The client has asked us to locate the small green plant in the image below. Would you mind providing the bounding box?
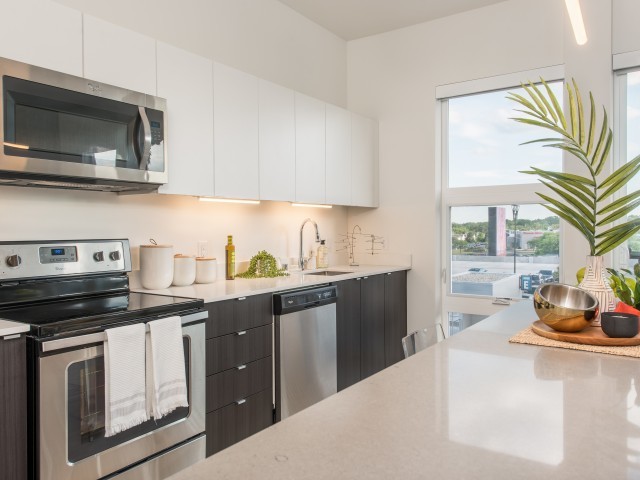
[606,267,640,309]
[236,250,288,279]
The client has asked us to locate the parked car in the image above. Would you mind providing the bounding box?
[538,269,555,283]
[519,273,541,294]
[468,267,488,273]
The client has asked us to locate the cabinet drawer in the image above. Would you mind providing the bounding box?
[206,324,272,375]
[206,388,273,456]
[206,356,272,412]
[206,294,273,338]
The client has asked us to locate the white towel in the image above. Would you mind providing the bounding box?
[104,323,149,437]
[146,316,189,419]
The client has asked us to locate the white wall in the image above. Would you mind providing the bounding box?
[346,0,565,331]
[55,0,347,107]
[0,186,348,270]
[0,0,349,271]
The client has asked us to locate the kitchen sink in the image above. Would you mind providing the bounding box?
[304,270,353,276]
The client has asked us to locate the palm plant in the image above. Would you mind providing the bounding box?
[508,79,640,256]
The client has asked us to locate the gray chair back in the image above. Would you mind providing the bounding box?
[402,324,445,358]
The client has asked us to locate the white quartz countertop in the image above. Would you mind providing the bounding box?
[131,264,410,303]
[169,301,640,479]
[0,319,30,337]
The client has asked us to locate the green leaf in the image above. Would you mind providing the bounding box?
[537,192,594,236]
[540,180,595,223]
[596,225,640,256]
[591,108,610,175]
[543,204,595,253]
[535,173,594,209]
[519,137,564,145]
[598,161,640,201]
[596,197,640,226]
[567,82,578,140]
[598,189,640,215]
[511,118,571,138]
[523,81,548,117]
[506,92,540,116]
[599,154,640,190]
[593,129,612,177]
[595,218,640,239]
[545,143,592,171]
[573,79,585,146]
[586,92,596,157]
[542,78,566,130]
[532,82,558,123]
[526,166,596,188]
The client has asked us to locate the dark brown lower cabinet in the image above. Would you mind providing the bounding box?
[206,389,273,456]
[336,270,408,391]
[384,271,408,367]
[360,275,386,379]
[205,293,274,457]
[0,335,27,480]
[336,278,361,391]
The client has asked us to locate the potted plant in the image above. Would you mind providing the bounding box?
[508,79,640,319]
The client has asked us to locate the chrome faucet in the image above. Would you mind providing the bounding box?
[299,218,320,270]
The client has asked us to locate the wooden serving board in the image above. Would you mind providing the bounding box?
[532,320,640,346]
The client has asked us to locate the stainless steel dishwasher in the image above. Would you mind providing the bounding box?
[274,285,338,421]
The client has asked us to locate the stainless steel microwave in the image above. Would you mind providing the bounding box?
[0,57,167,193]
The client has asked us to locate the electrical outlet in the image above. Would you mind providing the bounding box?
[197,240,208,257]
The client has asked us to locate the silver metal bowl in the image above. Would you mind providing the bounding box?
[533,283,599,332]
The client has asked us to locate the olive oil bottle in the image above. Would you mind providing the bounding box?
[225,235,235,280]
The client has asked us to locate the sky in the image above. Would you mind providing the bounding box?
[448,81,564,189]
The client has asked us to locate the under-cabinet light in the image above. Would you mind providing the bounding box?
[291,203,332,209]
[565,0,588,46]
[3,142,29,150]
[199,197,260,205]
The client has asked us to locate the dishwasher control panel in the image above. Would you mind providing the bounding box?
[274,285,338,315]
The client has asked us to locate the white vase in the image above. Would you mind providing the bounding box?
[578,255,616,326]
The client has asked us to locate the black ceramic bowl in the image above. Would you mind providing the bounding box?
[600,312,640,338]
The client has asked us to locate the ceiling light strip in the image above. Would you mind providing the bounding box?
[291,203,332,209]
[565,0,588,46]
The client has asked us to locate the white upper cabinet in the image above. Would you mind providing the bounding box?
[351,113,379,207]
[259,80,295,201]
[325,104,351,206]
[83,15,156,95]
[213,63,260,200]
[157,42,214,197]
[295,93,326,204]
[0,0,82,76]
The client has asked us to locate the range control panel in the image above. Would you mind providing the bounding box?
[0,239,131,281]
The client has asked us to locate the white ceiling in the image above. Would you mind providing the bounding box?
[277,0,509,41]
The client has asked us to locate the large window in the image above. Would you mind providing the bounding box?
[615,68,640,268]
[439,71,564,334]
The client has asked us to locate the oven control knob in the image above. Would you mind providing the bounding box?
[6,254,21,268]
[93,251,105,262]
[109,251,121,261]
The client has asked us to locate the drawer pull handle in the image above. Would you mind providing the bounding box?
[236,364,247,370]
[237,297,247,301]
[356,277,362,281]
[236,399,247,405]
[236,330,247,336]
[387,272,392,275]
[363,276,369,279]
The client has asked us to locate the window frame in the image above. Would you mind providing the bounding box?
[437,66,565,325]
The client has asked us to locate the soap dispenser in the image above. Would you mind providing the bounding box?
[317,240,329,268]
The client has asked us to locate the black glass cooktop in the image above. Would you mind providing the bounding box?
[0,292,203,337]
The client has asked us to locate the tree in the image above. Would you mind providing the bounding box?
[528,232,559,255]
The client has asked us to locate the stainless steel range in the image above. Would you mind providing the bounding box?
[0,239,206,480]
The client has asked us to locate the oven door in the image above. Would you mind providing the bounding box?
[37,316,205,480]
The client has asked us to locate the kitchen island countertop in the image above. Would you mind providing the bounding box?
[0,319,31,337]
[131,264,409,303]
[169,301,640,479]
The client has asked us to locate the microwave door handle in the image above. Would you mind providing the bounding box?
[137,106,152,170]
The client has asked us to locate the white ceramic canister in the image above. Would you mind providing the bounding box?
[173,254,197,286]
[196,257,217,284]
[140,244,174,290]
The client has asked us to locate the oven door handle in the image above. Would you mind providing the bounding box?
[41,310,207,353]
